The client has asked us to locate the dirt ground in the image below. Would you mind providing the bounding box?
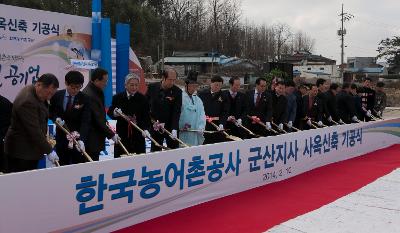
[383,108,400,118]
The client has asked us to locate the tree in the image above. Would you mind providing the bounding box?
[293,31,315,53]
[265,68,289,87]
[169,0,191,40]
[189,0,207,45]
[220,0,241,55]
[377,36,400,68]
[273,23,292,61]
[208,0,225,51]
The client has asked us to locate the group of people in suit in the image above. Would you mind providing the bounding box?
[300,77,386,128]
[1,69,121,173]
[0,67,387,173]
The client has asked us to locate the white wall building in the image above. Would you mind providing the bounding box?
[281,51,340,81]
[293,63,339,79]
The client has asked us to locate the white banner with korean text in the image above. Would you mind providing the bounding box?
[0,4,92,101]
[0,119,399,233]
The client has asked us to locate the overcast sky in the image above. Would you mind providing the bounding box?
[241,0,400,63]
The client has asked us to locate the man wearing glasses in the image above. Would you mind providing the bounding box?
[50,71,91,165]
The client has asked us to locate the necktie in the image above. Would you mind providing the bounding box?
[256,93,261,106]
[66,95,73,111]
[231,92,236,99]
[309,96,314,110]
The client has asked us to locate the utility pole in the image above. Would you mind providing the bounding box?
[338,4,354,81]
[340,4,344,80]
[161,24,165,72]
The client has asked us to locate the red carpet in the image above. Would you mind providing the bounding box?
[116,144,400,233]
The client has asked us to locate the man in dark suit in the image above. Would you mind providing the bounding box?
[294,84,307,129]
[5,74,59,173]
[0,95,12,173]
[285,80,297,131]
[83,68,119,161]
[351,84,365,120]
[324,83,341,125]
[245,77,273,136]
[222,77,247,139]
[358,77,376,121]
[49,71,90,165]
[337,83,359,123]
[302,84,324,129]
[108,73,151,156]
[146,68,182,151]
[271,81,288,131]
[198,75,230,144]
[316,78,331,124]
[374,82,387,117]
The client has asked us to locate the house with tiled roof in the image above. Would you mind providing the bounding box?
[280,51,339,80]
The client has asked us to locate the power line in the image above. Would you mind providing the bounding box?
[352,17,400,33]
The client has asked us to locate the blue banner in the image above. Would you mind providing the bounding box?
[101,18,113,107]
[116,23,130,93]
[91,0,101,61]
